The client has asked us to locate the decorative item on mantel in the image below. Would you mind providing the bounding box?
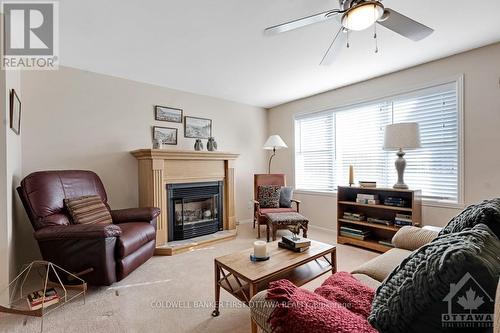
[153,138,163,149]
[194,138,204,151]
[207,137,218,151]
[383,122,421,189]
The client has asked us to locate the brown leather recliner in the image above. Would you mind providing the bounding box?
[17,170,160,286]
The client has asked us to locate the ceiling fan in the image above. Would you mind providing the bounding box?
[264,0,434,65]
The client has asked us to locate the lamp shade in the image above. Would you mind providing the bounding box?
[383,122,421,151]
[263,135,288,150]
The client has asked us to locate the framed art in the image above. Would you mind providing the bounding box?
[184,116,212,139]
[155,105,183,123]
[153,126,178,145]
[10,89,21,135]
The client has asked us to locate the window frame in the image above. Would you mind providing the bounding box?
[292,75,464,208]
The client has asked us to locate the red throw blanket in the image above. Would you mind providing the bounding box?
[267,272,377,333]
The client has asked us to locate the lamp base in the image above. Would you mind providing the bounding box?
[393,149,408,190]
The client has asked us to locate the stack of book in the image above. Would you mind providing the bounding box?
[359,181,376,188]
[27,287,59,310]
[378,240,395,248]
[340,226,370,240]
[356,193,379,205]
[384,197,408,207]
[367,217,393,226]
[278,235,311,253]
[394,213,413,227]
[342,212,365,221]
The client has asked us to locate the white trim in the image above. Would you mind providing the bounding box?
[293,75,465,204]
[294,189,338,198]
[236,219,253,225]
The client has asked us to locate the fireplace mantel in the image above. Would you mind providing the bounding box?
[131,149,239,255]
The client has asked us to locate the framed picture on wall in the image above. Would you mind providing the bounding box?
[153,126,178,145]
[184,116,212,139]
[155,105,183,123]
[10,89,21,135]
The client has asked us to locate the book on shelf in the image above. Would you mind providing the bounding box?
[27,288,60,311]
[384,197,409,207]
[394,220,413,227]
[342,212,365,221]
[356,198,380,205]
[366,217,393,226]
[359,181,376,188]
[281,235,311,249]
[340,226,370,235]
[340,231,368,240]
[356,194,379,200]
[278,241,309,253]
[378,240,395,248]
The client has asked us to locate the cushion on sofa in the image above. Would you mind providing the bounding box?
[64,195,112,225]
[391,226,439,251]
[257,185,281,208]
[369,224,500,333]
[351,248,411,282]
[439,198,500,238]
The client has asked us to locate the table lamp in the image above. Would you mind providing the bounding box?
[383,122,421,189]
[263,135,288,173]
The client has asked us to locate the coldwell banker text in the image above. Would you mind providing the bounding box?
[1,1,59,70]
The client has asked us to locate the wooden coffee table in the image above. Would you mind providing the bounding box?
[212,240,336,333]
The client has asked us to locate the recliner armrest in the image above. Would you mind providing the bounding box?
[34,224,122,241]
[110,207,160,223]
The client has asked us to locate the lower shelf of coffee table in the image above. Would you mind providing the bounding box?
[219,257,333,304]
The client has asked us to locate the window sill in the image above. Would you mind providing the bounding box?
[294,189,465,210]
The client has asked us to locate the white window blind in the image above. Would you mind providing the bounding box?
[294,81,460,202]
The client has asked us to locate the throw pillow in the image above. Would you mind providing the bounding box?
[368,224,500,333]
[257,185,281,208]
[64,195,113,225]
[279,186,293,208]
[439,198,500,238]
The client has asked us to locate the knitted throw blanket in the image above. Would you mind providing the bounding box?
[267,272,377,333]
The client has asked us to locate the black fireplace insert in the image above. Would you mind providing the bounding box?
[167,181,223,241]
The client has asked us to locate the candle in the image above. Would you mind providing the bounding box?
[349,165,354,186]
[253,240,267,258]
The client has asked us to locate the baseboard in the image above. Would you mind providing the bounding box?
[308,224,337,235]
[237,219,253,225]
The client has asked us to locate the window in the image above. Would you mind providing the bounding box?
[294,81,461,202]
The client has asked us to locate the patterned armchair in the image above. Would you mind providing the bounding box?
[253,174,300,239]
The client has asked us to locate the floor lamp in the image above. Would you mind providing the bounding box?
[263,135,288,173]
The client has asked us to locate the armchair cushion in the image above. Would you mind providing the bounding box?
[279,186,293,208]
[116,222,156,258]
[111,207,161,223]
[64,195,112,225]
[34,224,121,241]
[259,207,296,215]
[257,185,281,208]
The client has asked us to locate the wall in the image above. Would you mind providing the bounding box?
[268,42,500,230]
[20,66,267,228]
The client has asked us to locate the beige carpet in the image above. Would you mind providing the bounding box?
[0,223,378,333]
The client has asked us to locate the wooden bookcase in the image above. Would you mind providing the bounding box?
[337,186,421,253]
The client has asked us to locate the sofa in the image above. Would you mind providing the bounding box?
[250,225,500,332]
[17,170,160,285]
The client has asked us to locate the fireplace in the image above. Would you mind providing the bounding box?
[167,181,223,241]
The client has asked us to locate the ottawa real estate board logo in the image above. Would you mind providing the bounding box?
[442,272,494,329]
[1,1,59,69]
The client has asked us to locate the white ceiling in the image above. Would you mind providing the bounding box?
[60,0,500,108]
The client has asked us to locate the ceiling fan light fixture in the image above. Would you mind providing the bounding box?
[342,1,384,31]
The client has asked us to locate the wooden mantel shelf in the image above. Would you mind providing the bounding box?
[131,149,239,255]
[131,149,239,161]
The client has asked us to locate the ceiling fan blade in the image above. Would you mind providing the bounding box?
[265,10,339,35]
[320,27,346,66]
[378,8,433,41]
